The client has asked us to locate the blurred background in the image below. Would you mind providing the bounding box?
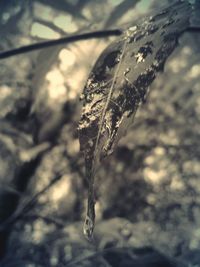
[0,0,200,266]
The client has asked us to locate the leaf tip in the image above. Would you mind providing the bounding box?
[83,215,95,241]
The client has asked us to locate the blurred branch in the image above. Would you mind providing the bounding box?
[105,0,140,28]
[0,172,65,231]
[0,144,86,232]
[79,248,180,267]
[0,5,25,37]
[24,213,65,227]
[77,0,91,10]
[64,151,85,179]
[0,29,122,60]
[34,18,67,36]
[131,144,200,153]
[35,0,87,20]
[0,185,22,197]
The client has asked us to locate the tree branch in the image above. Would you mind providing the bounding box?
[104,0,140,28]
[35,0,87,20]
[34,18,67,36]
[0,29,122,60]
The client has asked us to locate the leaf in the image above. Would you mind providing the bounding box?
[78,1,193,240]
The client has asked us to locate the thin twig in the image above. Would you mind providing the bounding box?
[0,29,122,60]
[23,213,65,227]
[66,246,133,267]
[34,18,68,36]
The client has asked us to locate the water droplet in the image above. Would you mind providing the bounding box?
[149,16,154,22]
[123,68,131,85]
[86,94,94,103]
[116,57,120,63]
[124,67,131,76]
[153,59,159,68]
[128,25,137,32]
[90,115,96,121]
[79,93,85,100]
[147,25,159,35]
[83,215,94,241]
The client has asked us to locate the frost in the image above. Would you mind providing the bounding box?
[78,0,193,239]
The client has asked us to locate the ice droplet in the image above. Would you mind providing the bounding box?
[128,25,137,32]
[83,215,94,241]
[86,93,94,103]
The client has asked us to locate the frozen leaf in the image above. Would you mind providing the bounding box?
[78,1,193,239]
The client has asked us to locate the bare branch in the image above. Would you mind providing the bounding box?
[105,0,140,28]
[0,29,122,60]
[34,18,67,36]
